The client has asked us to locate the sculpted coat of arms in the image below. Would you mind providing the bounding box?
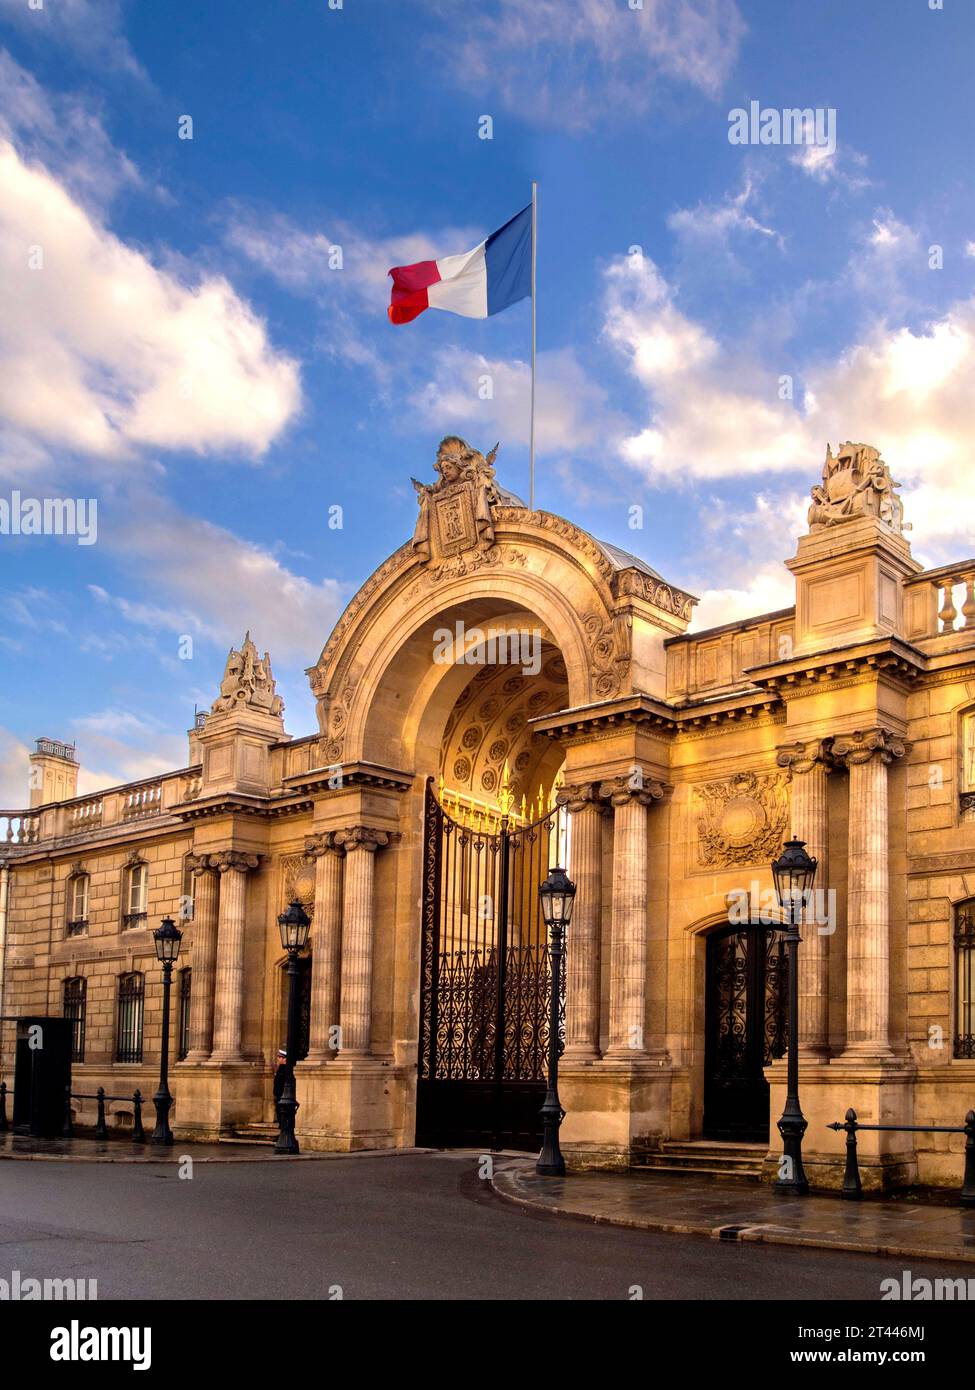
[695,770,791,869]
[807,441,908,535]
[411,435,521,568]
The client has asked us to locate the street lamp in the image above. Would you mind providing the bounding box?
[150,915,183,1145]
[770,837,818,1196]
[275,899,311,1155]
[536,865,576,1177]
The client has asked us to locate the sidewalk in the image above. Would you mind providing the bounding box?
[0,1132,431,1164]
[492,1159,975,1266]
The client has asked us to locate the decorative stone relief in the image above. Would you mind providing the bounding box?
[831,727,909,767]
[211,632,283,716]
[694,770,790,868]
[280,853,316,914]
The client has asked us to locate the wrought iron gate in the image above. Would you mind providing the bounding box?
[703,923,788,1142]
[416,778,566,1151]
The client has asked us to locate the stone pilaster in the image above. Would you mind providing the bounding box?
[210,851,260,1063]
[303,833,344,1063]
[598,774,668,1059]
[832,728,907,1061]
[334,827,391,1058]
[556,782,606,1062]
[183,853,219,1062]
[776,739,833,1061]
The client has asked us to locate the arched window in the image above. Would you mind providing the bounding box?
[177,968,192,1061]
[64,977,87,1063]
[116,972,145,1062]
[66,870,90,936]
[123,861,148,929]
[956,902,975,1059]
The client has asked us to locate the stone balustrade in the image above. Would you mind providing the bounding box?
[905,561,975,639]
[0,811,39,845]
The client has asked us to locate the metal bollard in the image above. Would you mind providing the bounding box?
[62,1086,74,1138]
[132,1090,146,1144]
[0,1080,7,1133]
[962,1109,975,1208]
[828,1108,862,1199]
[95,1087,109,1140]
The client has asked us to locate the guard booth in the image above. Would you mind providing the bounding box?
[11,1017,72,1137]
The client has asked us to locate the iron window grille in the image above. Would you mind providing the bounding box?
[64,977,87,1063]
[116,972,145,1063]
[955,904,975,1059]
[177,968,192,1061]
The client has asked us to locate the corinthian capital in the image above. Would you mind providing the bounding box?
[186,851,218,877]
[334,825,395,854]
[213,850,261,874]
[832,727,908,768]
[598,773,670,808]
[304,831,345,859]
[556,782,607,815]
[776,738,834,776]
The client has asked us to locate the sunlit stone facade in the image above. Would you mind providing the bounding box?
[2,437,974,1190]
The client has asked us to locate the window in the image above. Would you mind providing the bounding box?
[955,902,975,1059]
[963,714,975,822]
[177,968,192,1061]
[116,972,144,1062]
[66,872,89,936]
[64,977,87,1063]
[123,861,148,928]
[179,855,195,923]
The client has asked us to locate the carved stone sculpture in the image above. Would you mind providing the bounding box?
[210,631,284,716]
[410,436,523,566]
[807,442,908,535]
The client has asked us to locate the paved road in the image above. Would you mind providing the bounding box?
[1,1152,972,1300]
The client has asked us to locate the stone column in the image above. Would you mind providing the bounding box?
[832,728,907,1060]
[303,833,344,1063]
[556,783,604,1061]
[334,827,390,1058]
[210,851,260,1063]
[777,739,832,1060]
[183,853,219,1062]
[599,775,666,1059]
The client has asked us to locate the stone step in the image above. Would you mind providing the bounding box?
[218,1122,278,1147]
[630,1139,767,1181]
[217,1135,277,1147]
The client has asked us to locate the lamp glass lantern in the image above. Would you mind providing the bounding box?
[153,915,183,964]
[539,866,577,928]
[278,899,311,952]
[771,838,818,920]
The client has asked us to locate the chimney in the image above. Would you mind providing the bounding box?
[29,737,80,808]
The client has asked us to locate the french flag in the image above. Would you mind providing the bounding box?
[388,205,532,325]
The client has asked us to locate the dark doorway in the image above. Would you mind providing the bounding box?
[703,923,788,1142]
[416,779,565,1152]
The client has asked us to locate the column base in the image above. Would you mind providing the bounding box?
[561,1045,600,1065]
[558,1058,674,1170]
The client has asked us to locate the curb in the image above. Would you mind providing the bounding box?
[0,1144,436,1166]
[490,1164,975,1266]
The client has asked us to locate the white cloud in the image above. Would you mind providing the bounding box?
[412,346,620,458]
[0,726,30,805]
[0,139,301,462]
[93,490,347,665]
[603,249,975,562]
[668,177,781,251]
[427,0,745,129]
[0,0,146,82]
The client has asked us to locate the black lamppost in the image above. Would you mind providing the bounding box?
[771,838,818,1196]
[275,899,311,1155]
[536,865,576,1177]
[150,916,183,1145]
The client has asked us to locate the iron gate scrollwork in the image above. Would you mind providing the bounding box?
[417,778,567,1151]
[703,922,788,1143]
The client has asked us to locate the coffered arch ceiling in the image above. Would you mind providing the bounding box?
[438,642,569,812]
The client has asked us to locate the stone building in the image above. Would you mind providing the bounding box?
[1,434,974,1190]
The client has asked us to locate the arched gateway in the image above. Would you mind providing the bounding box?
[6,434,975,1190]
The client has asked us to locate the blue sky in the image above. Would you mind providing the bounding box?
[1,0,974,799]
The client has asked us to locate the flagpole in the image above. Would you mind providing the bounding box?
[529,180,537,511]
